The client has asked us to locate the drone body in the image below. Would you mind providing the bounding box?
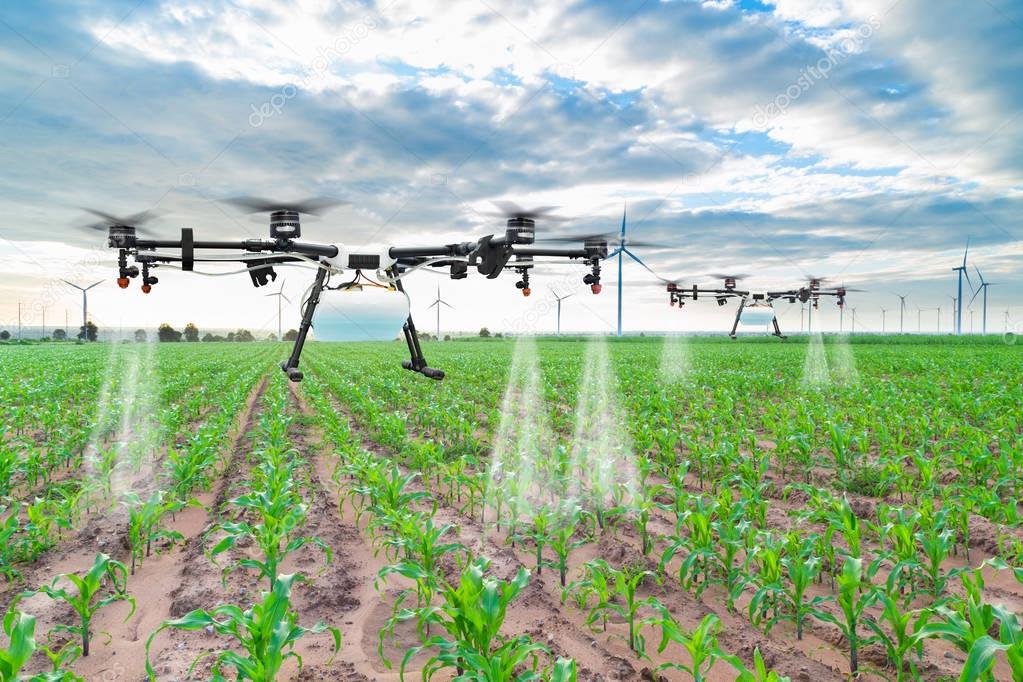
[95,199,608,382]
[665,275,855,338]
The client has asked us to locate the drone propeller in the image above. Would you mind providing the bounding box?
[223,196,350,216]
[77,208,160,235]
[538,230,671,248]
[482,201,570,222]
[708,273,750,281]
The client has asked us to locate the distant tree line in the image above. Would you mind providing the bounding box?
[154,323,296,342]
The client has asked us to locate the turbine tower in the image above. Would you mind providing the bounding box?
[427,286,453,340]
[952,240,972,334]
[895,294,907,334]
[551,289,574,336]
[880,308,888,334]
[969,266,996,335]
[264,279,290,340]
[62,280,102,341]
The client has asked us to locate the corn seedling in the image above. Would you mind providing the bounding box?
[145,573,341,681]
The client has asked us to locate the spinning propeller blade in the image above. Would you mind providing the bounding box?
[223,196,350,215]
[77,207,160,235]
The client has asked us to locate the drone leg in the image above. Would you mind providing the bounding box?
[395,277,445,380]
[280,264,328,382]
[729,299,746,339]
[772,316,787,340]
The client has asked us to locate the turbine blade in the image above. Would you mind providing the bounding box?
[85,281,103,291]
[963,238,970,267]
[442,301,454,309]
[606,247,622,259]
[620,204,627,239]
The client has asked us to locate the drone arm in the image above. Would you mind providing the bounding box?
[132,235,340,258]
[510,245,591,258]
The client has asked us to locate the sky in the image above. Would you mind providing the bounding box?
[0,0,1021,338]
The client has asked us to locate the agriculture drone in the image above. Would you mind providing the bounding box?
[87,199,608,382]
[663,274,856,338]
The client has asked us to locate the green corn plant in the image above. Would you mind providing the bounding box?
[145,573,340,682]
[122,490,192,574]
[545,503,592,588]
[918,525,956,599]
[562,559,614,632]
[0,610,83,682]
[813,556,879,675]
[515,506,554,576]
[912,568,996,678]
[863,593,931,682]
[731,648,792,682]
[387,558,532,679]
[627,484,666,556]
[209,489,332,587]
[17,553,135,657]
[957,604,1023,682]
[750,551,827,640]
[571,560,661,656]
[378,517,467,610]
[654,612,738,682]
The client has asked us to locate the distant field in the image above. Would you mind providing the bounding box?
[1,337,1021,681]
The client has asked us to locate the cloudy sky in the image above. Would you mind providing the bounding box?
[1,0,1020,337]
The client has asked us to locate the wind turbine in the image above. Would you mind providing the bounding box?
[62,280,102,341]
[952,240,973,335]
[969,266,996,335]
[1005,308,1012,333]
[851,307,857,335]
[427,286,453,340]
[894,294,907,334]
[551,289,574,336]
[605,205,663,337]
[880,308,888,334]
[264,280,290,340]
[949,296,957,333]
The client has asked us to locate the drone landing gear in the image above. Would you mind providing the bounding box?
[395,278,445,380]
[280,263,328,382]
[401,315,445,380]
[728,298,746,339]
[772,317,787,340]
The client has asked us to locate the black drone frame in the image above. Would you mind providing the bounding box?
[666,277,849,339]
[105,222,607,382]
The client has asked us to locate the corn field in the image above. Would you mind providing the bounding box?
[1,336,1021,681]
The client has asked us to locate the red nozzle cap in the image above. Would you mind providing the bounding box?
[591,284,602,295]
[117,277,130,289]
[522,287,531,297]
[141,284,152,294]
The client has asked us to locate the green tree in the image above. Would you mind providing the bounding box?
[235,329,255,342]
[183,323,199,342]
[157,324,181,342]
[0,330,9,340]
[52,329,66,340]
[134,329,147,342]
[283,329,299,341]
[479,327,491,338]
[78,322,98,342]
